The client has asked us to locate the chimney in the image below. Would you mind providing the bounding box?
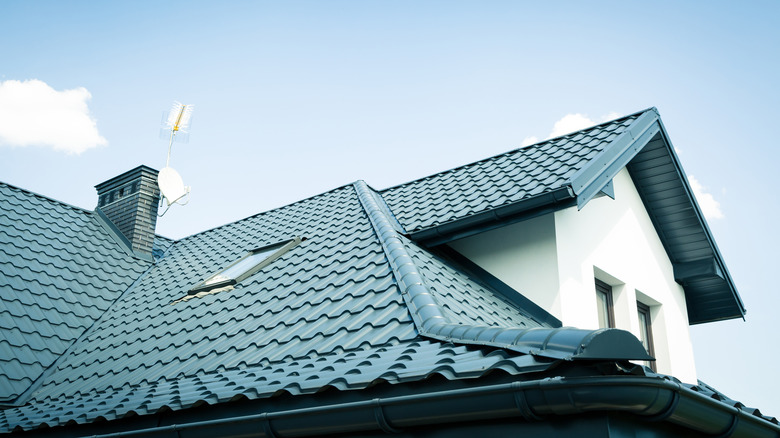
[95,165,160,259]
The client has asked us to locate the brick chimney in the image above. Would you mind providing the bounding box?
[95,165,160,259]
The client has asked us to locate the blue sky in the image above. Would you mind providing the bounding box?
[2,0,779,416]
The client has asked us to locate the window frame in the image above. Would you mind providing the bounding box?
[595,279,615,329]
[189,237,302,295]
[636,301,657,371]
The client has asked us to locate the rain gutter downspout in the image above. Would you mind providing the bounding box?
[80,377,780,438]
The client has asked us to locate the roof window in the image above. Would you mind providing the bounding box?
[175,237,302,303]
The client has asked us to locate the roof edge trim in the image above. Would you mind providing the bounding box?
[379,108,657,194]
[354,181,650,361]
[570,108,661,210]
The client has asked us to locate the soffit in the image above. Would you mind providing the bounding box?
[626,132,745,323]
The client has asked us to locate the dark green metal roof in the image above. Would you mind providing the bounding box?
[381,114,640,234]
[381,108,744,324]
[0,182,148,405]
[0,109,756,433]
[0,179,648,433]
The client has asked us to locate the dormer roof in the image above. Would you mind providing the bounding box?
[382,108,744,324]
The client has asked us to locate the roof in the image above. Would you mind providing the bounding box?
[381,113,639,234]
[0,182,148,406]
[0,181,646,433]
[0,109,768,436]
[382,108,744,324]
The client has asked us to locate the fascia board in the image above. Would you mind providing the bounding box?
[570,109,661,210]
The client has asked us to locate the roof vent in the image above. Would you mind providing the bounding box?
[95,165,160,259]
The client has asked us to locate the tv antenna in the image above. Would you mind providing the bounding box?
[158,101,193,216]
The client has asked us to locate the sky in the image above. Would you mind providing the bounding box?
[1,0,779,417]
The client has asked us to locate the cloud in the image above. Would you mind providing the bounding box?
[687,175,724,220]
[522,112,623,147]
[520,136,538,147]
[549,113,600,138]
[0,79,107,154]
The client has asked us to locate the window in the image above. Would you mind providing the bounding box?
[595,279,615,328]
[188,237,302,295]
[637,301,656,371]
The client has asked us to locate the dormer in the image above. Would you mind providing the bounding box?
[380,108,744,383]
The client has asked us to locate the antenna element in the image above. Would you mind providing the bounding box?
[158,100,194,216]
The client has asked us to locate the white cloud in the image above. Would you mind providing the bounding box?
[549,113,599,138]
[688,175,724,220]
[0,79,107,154]
[520,136,538,147]
[522,112,624,145]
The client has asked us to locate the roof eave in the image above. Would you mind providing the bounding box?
[42,376,779,438]
[629,117,746,324]
[409,186,576,247]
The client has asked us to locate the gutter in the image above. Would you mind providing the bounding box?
[76,376,780,438]
[409,186,576,247]
[405,109,660,248]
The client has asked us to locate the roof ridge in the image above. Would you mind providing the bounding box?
[532,107,656,153]
[353,180,651,361]
[0,180,94,215]
[379,107,656,194]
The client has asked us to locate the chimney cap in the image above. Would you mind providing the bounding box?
[95,165,159,193]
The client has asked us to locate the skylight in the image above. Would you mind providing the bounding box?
[187,237,302,296]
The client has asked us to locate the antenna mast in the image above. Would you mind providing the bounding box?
[157,101,194,216]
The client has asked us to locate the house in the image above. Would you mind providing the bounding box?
[0,108,777,437]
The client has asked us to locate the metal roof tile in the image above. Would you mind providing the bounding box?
[0,108,752,432]
[0,182,149,404]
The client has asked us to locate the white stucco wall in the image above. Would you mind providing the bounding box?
[447,214,561,317]
[447,168,697,382]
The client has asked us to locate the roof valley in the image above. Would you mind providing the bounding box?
[351,180,650,361]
